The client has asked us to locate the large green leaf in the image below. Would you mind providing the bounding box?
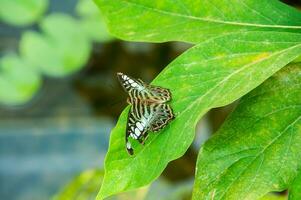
[0,0,48,26]
[97,32,301,199]
[20,13,91,77]
[289,170,301,200]
[0,54,41,105]
[93,0,301,43]
[193,63,301,199]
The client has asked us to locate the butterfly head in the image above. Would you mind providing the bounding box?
[117,72,131,83]
[116,72,125,79]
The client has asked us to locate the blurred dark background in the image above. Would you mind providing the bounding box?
[0,0,300,200]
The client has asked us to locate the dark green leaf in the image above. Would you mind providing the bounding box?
[97,32,301,199]
[193,63,301,199]
[94,0,301,43]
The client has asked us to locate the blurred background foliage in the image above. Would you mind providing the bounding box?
[0,0,48,26]
[0,54,41,105]
[0,0,300,200]
[0,0,111,106]
[53,168,286,200]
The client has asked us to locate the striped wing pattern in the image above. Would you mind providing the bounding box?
[117,72,174,155]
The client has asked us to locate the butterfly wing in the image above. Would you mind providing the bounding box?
[117,72,144,93]
[149,103,174,132]
[117,72,174,155]
[126,101,174,155]
[125,102,149,155]
[117,72,171,103]
[147,85,172,102]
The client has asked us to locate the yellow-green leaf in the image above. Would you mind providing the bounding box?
[94,0,301,43]
[193,63,301,199]
[97,32,301,199]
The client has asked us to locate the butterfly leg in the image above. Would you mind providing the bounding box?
[126,97,131,104]
[138,137,145,145]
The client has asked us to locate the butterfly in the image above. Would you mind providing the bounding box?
[117,72,174,155]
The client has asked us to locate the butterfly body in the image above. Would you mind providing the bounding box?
[117,72,174,155]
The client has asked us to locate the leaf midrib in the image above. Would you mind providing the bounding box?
[118,0,301,29]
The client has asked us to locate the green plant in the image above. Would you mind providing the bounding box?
[0,0,112,106]
[93,0,301,199]
[20,13,91,77]
[0,54,41,105]
[0,0,48,26]
[53,169,104,200]
[76,0,113,42]
[53,168,195,200]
